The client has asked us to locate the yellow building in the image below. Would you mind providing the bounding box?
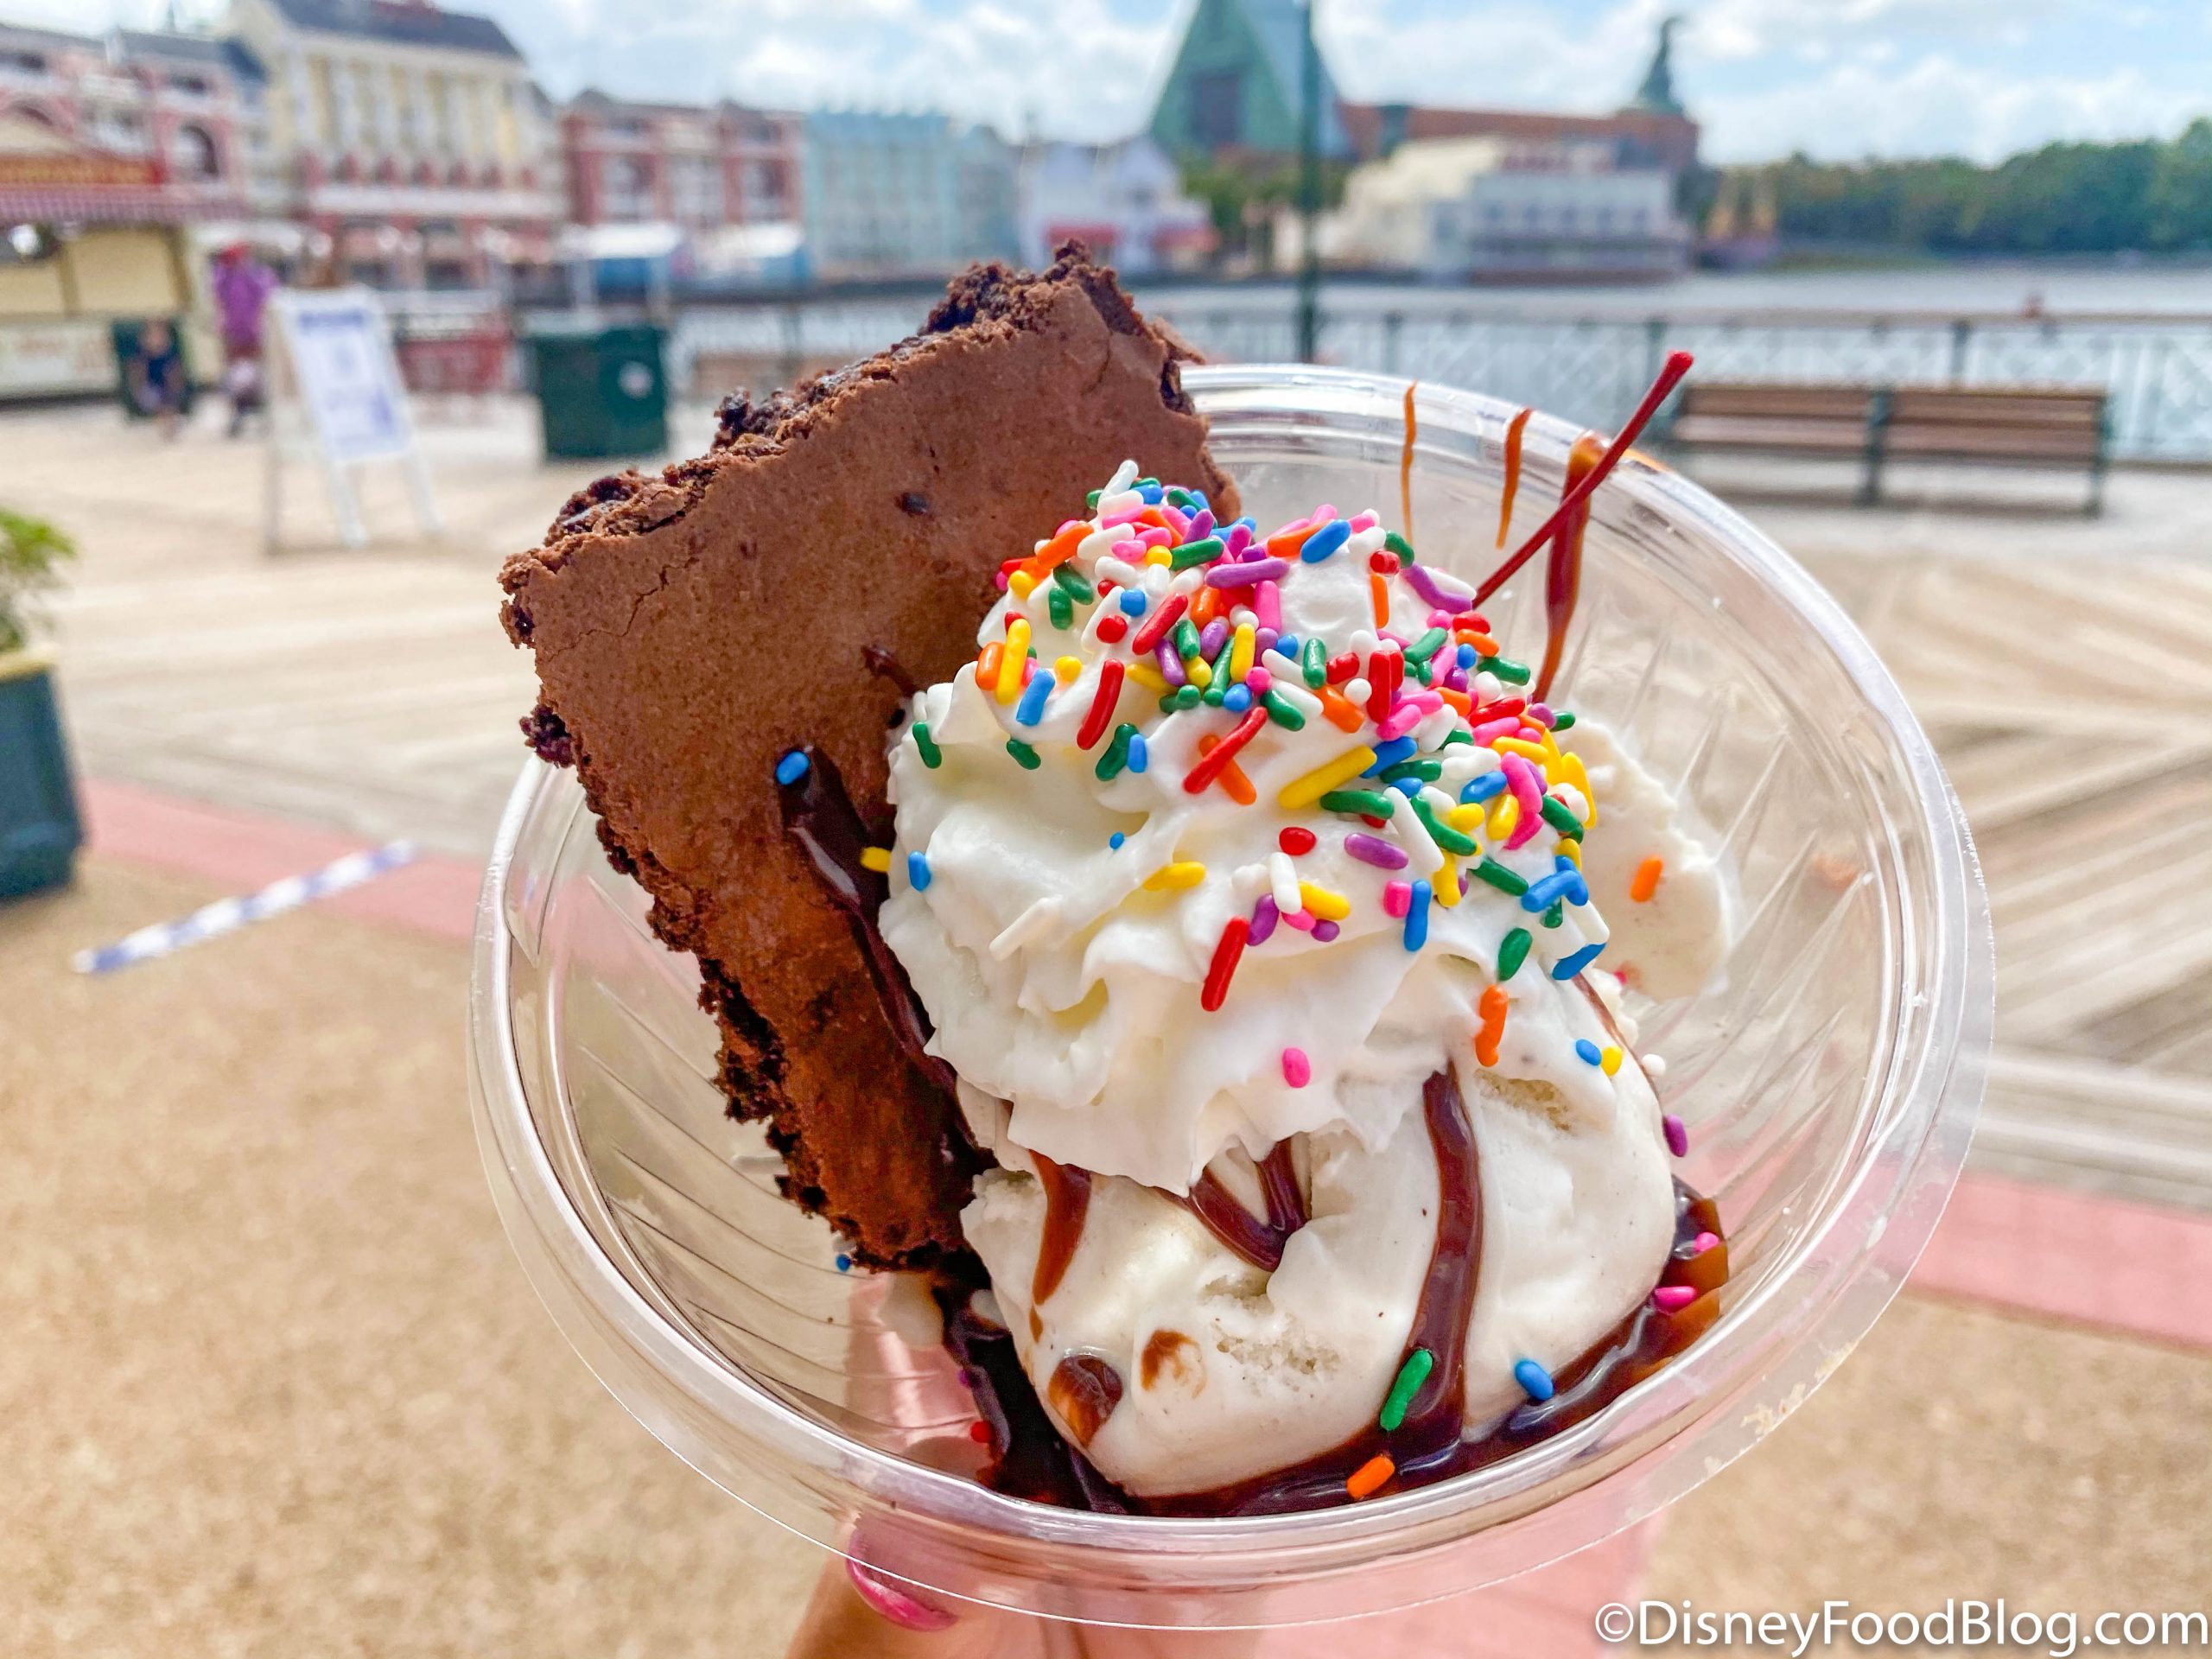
[0,111,216,398]
[223,0,562,287]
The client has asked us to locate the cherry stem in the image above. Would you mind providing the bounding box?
[1471,350,1694,607]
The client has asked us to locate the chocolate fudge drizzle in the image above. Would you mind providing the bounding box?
[1150,1066,1483,1515]
[861,644,924,699]
[1179,1142,1308,1272]
[934,1271,1128,1512]
[1029,1154,1092,1304]
[1046,1352,1125,1448]
[778,743,1313,1268]
[779,624,1727,1512]
[776,747,958,1100]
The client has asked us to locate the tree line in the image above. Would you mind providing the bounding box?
[1766,118,2212,255]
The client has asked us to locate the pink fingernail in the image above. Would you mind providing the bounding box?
[847,1558,958,1631]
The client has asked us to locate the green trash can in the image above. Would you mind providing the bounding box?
[111,316,196,422]
[526,323,668,460]
[0,652,82,900]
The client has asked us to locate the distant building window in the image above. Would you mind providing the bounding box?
[744,159,784,208]
[1188,69,1240,150]
[170,74,213,97]
[173,124,222,180]
[0,50,48,75]
[603,154,652,220]
[671,155,722,224]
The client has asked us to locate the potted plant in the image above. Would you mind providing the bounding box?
[0,506,82,899]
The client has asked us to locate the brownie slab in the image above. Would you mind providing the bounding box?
[500,246,1237,1267]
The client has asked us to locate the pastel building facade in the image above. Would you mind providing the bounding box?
[1014,137,1214,276]
[0,20,254,222]
[800,111,1016,277]
[1301,136,1689,280]
[562,92,800,233]
[223,0,563,287]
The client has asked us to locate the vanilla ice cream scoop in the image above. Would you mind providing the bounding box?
[874,461,1731,1506]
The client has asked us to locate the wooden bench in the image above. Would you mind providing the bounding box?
[1667,381,2111,514]
[1876,386,2110,513]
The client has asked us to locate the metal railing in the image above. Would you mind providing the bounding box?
[670,296,2212,462]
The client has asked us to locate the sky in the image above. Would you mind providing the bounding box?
[20,0,2212,164]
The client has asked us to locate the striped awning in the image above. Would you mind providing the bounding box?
[0,184,227,224]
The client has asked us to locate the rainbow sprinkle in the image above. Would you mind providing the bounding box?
[1497,927,1532,981]
[916,462,1669,1117]
[1145,861,1207,892]
[1551,941,1605,980]
[1630,855,1664,902]
[1378,1347,1433,1430]
[1402,879,1432,950]
[1345,1452,1395,1501]
[1280,746,1377,810]
[1201,916,1249,1011]
[1475,985,1508,1067]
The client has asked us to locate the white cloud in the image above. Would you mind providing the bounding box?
[1699,53,2200,162]
[1319,0,1669,112]
[22,0,2208,162]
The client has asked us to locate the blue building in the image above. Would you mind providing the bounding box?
[800,111,1016,277]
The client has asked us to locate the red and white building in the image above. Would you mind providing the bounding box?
[562,91,800,232]
[222,0,564,289]
[0,21,253,225]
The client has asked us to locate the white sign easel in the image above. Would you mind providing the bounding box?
[264,287,442,550]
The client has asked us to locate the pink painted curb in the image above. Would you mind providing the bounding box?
[1911,1167,2212,1353]
[79,776,479,944]
[75,776,2212,1357]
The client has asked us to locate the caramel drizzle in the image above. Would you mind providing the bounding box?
[1496,406,1531,550]
[1399,380,1419,543]
[1534,430,1604,705]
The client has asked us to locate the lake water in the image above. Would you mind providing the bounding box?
[675,259,2212,457]
[1135,261,2212,320]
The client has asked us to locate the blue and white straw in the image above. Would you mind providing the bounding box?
[71,840,418,975]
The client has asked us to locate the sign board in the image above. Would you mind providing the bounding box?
[265,287,439,549]
[0,320,113,398]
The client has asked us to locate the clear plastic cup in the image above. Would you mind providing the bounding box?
[467,364,1990,1630]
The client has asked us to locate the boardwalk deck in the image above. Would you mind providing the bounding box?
[1808,542,2212,1205]
[7,399,2209,1209]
